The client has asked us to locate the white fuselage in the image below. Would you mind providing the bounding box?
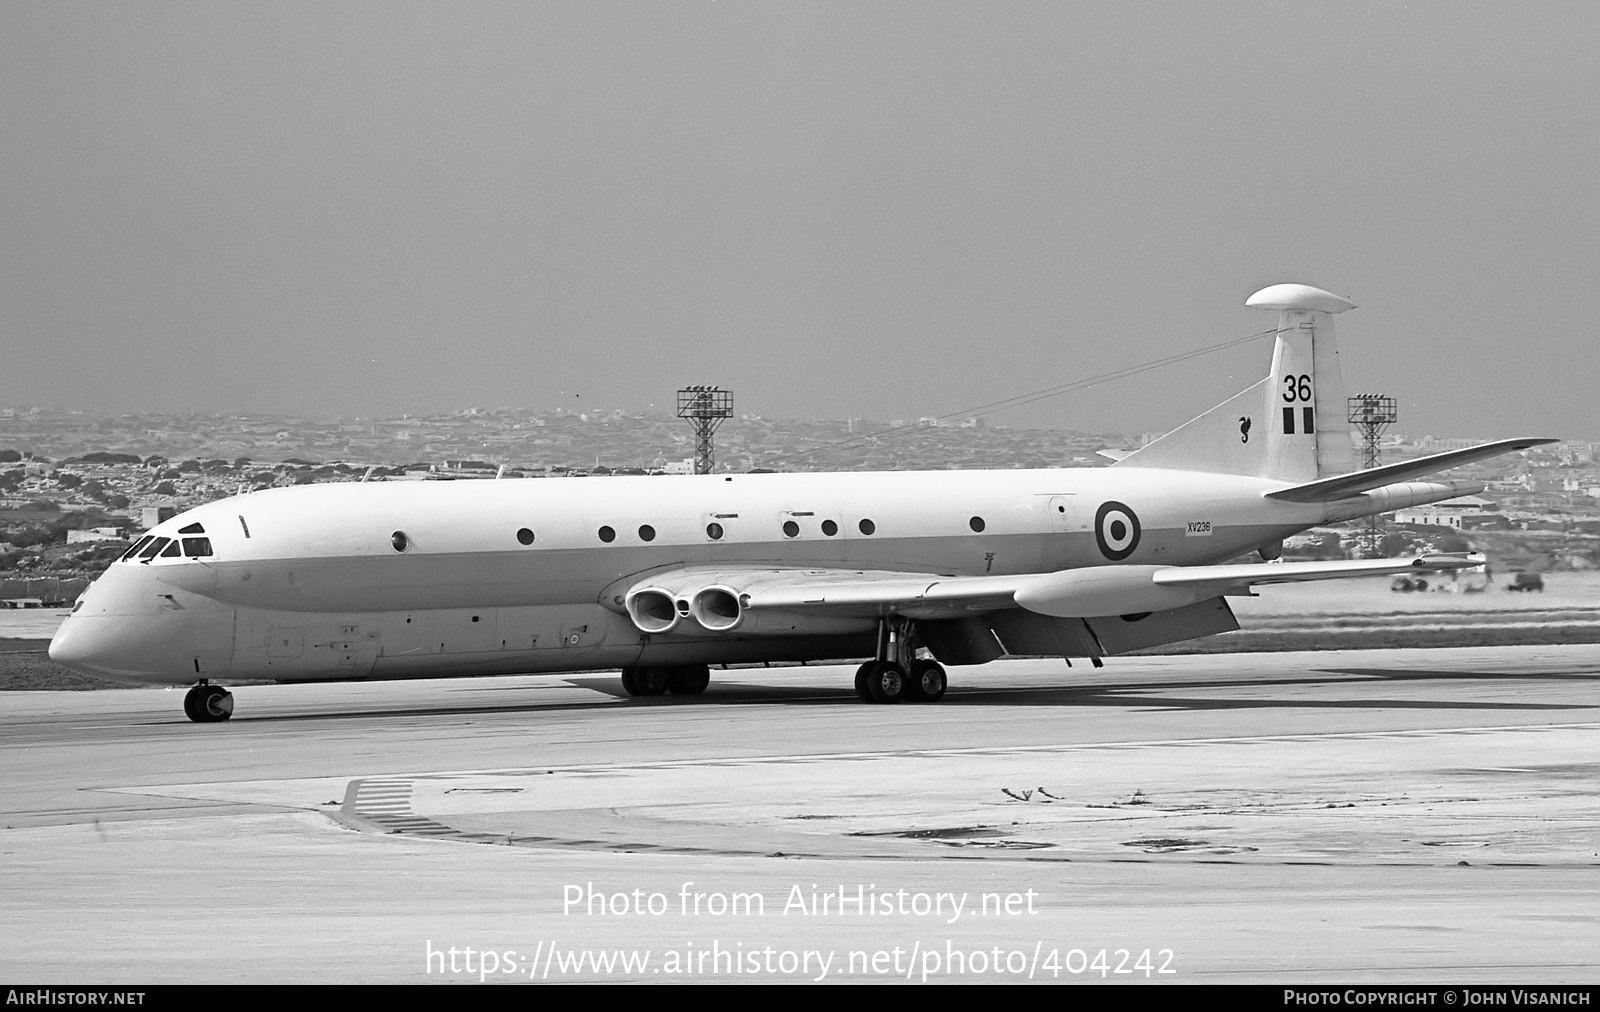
[49,466,1351,686]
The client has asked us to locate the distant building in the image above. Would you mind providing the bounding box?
[142,506,176,528]
[1393,495,1497,530]
[66,527,129,544]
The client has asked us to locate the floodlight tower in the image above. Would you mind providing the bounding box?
[1348,394,1398,555]
[677,386,732,475]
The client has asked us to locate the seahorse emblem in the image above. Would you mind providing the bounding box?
[1239,416,1252,443]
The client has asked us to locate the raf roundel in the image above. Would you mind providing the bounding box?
[1094,501,1141,561]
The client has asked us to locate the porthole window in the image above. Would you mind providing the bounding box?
[821,519,838,536]
[391,531,409,552]
[706,522,724,541]
[782,520,800,538]
[516,528,535,545]
[598,526,615,543]
[638,524,656,542]
[859,519,876,536]
[969,516,986,533]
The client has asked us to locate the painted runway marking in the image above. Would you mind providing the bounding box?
[327,721,1600,858]
[363,720,1600,782]
[344,778,460,838]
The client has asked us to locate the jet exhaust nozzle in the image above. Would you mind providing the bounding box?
[690,586,744,631]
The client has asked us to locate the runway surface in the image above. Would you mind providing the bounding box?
[2,646,1597,984]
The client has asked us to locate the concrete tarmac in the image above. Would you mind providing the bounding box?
[2,646,1597,984]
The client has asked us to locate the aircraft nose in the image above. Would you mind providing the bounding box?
[50,565,234,685]
[49,613,126,679]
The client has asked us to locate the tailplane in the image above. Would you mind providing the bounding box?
[1117,283,1357,481]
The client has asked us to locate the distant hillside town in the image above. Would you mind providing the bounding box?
[1,405,1596,590]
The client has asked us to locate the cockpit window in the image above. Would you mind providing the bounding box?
[181,537,213,558]
[179,522,205,534]
[138,537,169,561]
[121,536,154,561]
[159,540,181,558]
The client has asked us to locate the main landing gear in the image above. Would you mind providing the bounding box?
[853,617,947,704]
[619,664,711,698]
[182,681,234,723]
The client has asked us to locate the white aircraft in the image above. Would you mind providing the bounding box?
[49,284,1553,721]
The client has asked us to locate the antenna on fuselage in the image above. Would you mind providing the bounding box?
[677,386,733,475]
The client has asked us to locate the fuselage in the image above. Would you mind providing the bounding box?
[50,466,1337,686]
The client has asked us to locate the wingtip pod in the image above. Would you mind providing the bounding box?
[1246,284,1356,314]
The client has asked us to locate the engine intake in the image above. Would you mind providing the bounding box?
[690,586,744,631]
[625,588,683,634]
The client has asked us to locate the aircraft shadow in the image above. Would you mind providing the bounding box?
[219,667,1597,724]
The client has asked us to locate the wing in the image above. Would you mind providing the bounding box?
[617,554,1485,631]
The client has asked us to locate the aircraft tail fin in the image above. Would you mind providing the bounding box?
[1116,284,1358,481]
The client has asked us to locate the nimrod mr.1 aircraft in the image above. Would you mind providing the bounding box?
[50,285,1553,721]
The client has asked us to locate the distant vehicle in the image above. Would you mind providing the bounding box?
[1391,575,1429,593]
[1506,572,1545,592]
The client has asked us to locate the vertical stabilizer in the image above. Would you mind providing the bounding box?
[1117,283,1357,480]
[1249,284,1357,481]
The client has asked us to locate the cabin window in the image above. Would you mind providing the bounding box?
[782,520,800,538]
[858,519,876,536]
[821,520,838,536]
[391,531,409,553]
[121,536,154,561]
[181,537,213,558]
[705,522,723,541]
[598,526,615,543]
[138,537,169,561]
[638,524,656,542]
[516,528,535,545]
[969,516,986,533]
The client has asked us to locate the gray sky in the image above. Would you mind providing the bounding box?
[2,2,1596,439]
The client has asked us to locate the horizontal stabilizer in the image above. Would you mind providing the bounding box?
[1263,438,1558,503]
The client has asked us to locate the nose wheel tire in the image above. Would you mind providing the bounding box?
[904,660,947,702]
[183,684,233,723]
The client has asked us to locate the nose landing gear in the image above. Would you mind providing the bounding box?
[182,682,234,723]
